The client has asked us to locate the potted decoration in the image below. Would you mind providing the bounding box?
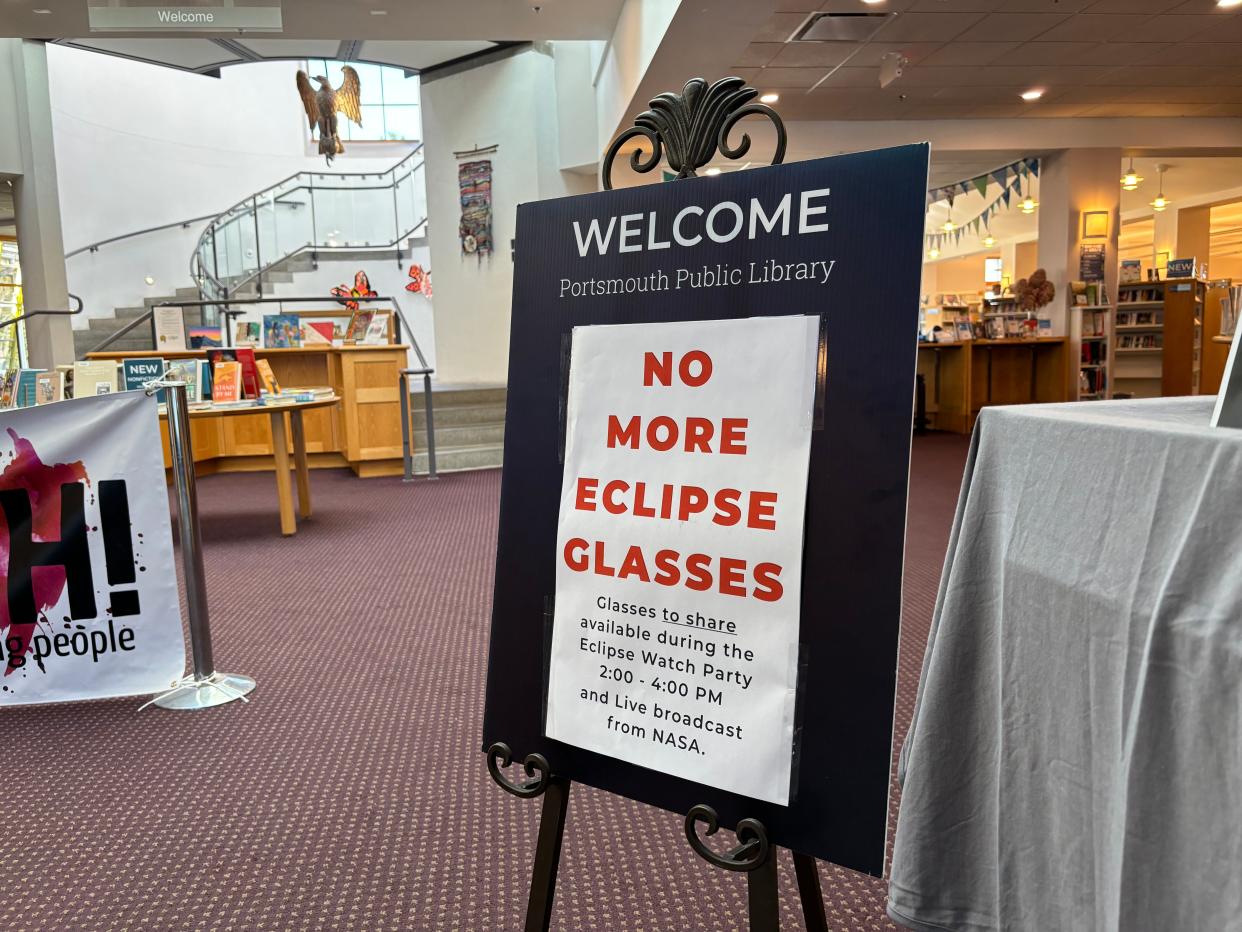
[1013,269,1055,339]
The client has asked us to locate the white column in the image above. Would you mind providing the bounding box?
[8,40,73,369]
[1037,148,1122,334]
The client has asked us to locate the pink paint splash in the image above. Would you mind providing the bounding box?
[0,428,90,675]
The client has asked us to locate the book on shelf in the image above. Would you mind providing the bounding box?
[235,321,261,347]
[34,371,63,404]
[72,360,120,397]
[164,358,204,402]
[344,309,374,344]
[1120,260,1142,284]
[363,312,391,345]
[301,321,334,345]
[188,325,223,349]
[12,369,41,407]
[263,314,302,348]
[211,361,242,402]
[0,370,16,407]
[206,348,260,398]
[256,358,281,396]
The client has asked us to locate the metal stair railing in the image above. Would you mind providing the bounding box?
[0,291,85,368]
[192,144,427,316]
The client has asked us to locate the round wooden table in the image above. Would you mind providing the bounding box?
[164,396,340,536]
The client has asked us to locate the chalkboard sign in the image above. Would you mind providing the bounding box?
[1080,244,1106,282]
[483,143,929,875]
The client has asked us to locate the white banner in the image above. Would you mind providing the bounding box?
[0,392,185,705]
[546,316,819,805]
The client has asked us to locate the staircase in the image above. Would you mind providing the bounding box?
[410,386,505,473]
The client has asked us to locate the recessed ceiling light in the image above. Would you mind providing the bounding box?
[369,8,388,13]
[705,167,722,176]
[32,8,52,13]
[1020,88,1044,101]
[759,93,779,104]
[862,0,886,4]
[1218,0,1242,8]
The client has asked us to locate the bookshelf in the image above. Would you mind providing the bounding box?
[1112,278,1204,398]
[1075,303,1111,400]
[1201,279,1233,394]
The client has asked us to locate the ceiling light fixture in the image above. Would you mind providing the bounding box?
[1150,163,1171,212]
[927,246,940,259]
[942,218,955,233]
[705,167,722,176]
[1020,196,1038,214]
[369,8,388,13]
[1218,0,1242,8]
[1120,157,1144,191]
[1020,88,1044,101]
[862,0,886,4]
[32,7,52,12]
[759,93,779,104]
[983,230,996,248]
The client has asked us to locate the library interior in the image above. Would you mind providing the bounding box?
[2,2,1242,931]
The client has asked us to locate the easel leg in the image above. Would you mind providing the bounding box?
[792,851,829,932]
[746,848,780,932]
[525,775,571,932]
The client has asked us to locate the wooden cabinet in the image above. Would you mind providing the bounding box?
[90,345,407,477]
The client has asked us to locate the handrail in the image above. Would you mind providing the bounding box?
[85,293,436,481]
[1,293,85,368]
[192,143,426,301]
[66,213,220,259]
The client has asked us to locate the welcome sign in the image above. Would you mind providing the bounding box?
[0,392,185,706]
[484,143,928,874]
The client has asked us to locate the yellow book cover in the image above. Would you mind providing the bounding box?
[212,361,242,402]
[255,358,281,396]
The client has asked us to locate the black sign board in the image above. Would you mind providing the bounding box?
[483,144,929,876]
[1079,244,1106,283]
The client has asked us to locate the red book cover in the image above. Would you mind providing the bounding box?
[207,348,260,398]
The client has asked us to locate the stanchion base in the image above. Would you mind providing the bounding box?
[146,672,257,710]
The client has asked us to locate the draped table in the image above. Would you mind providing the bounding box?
[889,397,1242,932]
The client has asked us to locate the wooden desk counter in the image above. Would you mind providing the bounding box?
[918,337,1068,434]
[88,345,408,477]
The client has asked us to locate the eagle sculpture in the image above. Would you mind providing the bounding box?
[296,66,362,165]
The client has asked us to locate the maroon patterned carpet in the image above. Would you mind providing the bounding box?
[0,432,968,931]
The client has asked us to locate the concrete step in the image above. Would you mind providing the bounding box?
[411,401,505,428]
[413,442,503,474]
[414,421,504,449]
[415,386,506,407]
[75,331,151,355]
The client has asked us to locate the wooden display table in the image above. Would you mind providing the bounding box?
[916,337,1069,434]
[87,345,408,477]
[168,397,340,536]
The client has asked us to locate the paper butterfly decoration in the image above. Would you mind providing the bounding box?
[331,270,377,311]
[405,264,433,298]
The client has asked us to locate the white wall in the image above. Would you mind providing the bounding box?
[421,47,593,385]
[0,42,24,175]
[47,45,419,326]
[593,0,680,155]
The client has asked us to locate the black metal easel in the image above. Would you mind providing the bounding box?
[487,744,829,932]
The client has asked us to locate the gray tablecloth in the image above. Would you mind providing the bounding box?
[889,397,1242,932]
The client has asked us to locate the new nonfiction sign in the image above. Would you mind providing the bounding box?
[0,392,185,705]
[484,143,929,874]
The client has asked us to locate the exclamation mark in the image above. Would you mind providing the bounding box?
[99,480,140,617]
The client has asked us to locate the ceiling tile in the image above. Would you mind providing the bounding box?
[1136,42,1242,65]
[730,68,762,84]
[878,11,988,41]
[735,43,783,68]
[767,42,858,67]
[917,41,1021,66]
[816,66,882,87]
[1079,42,1175,66]
[1091,65,1242,86]
[1184,13,1242,41]
[236,39,342,59]
[755,12,813,42]
[64,38,233,70]
[907,0,1008,9]
[1085,0,1183,11]
[955,12,1073,42]
[750,67,835,88]
[1020,102,1100,117]
[1112,14,1223,42]
[1002,41,1097,65]
[1034,14,1157,43]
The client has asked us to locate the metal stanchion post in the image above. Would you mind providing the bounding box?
[141,380,257,711]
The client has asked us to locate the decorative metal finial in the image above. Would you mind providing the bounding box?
[487,742,553,798]
[601,77,787,190]
[684,804,772,872]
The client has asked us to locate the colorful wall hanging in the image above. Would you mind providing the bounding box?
[331,270,377,311]
[458,160,494,259]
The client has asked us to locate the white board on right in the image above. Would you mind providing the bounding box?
[1211,333,1242,428]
